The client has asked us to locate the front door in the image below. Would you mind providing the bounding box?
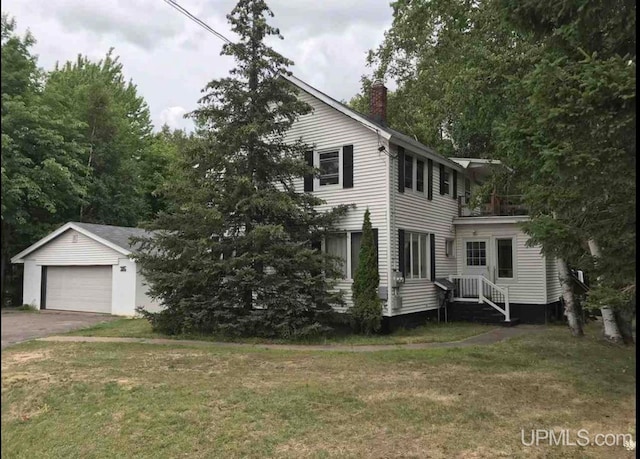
[459,239,491,298]
[463,239,491,280]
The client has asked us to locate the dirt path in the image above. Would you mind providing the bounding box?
[35,325,549,352]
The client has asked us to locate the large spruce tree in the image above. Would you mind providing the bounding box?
[134,0,348,338]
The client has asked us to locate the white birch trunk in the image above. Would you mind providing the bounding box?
[556,258,583,336]
[588,239,623,343]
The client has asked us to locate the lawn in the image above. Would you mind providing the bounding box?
[65,317,496,345]
[1,324,635,458]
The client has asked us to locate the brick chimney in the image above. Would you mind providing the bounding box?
[370,79,387,124]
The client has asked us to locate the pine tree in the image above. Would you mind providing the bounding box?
[351,209,382,334]
[134,0,348,338]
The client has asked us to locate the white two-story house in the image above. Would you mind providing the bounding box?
[282,74,562,327]
[13,74,562,325]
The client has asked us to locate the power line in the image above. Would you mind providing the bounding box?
[163,0,233,44]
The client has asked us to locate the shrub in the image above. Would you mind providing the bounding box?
[351,209,382,334]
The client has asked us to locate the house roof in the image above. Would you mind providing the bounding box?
[11,222,156,263]
[281,74,464,171]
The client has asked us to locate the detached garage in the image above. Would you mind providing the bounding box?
[11,222,162,316]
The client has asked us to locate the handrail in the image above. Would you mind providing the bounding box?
[448,274,511,322]
[458,194,528,217]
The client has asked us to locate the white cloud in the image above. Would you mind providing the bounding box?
[3,0,393,131]
[158,106,189,130]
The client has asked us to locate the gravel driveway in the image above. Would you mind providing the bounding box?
[1,310,117,349]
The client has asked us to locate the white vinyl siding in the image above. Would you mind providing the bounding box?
[46,266,112,313]
[285,89,390,313]
[24,229,122,265]
[546,255,562,303]
[135,267,163,313]
[391,146,462,314]
[455,223,547,304]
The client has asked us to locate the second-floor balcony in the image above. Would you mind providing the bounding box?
[458,194,528,217]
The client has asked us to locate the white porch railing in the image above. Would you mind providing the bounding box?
[448,275,511,322]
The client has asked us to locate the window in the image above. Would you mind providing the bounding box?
[416,160,425,192]
[445,239,455,258]
[464,178,471,202]
[404,154,413,189]
[350,232,362,279]
[442,169,450,195]
[496,238,514,278]
[325,234,347,278]
[319,151,340,186]
[466,241,486,266]
[404,231,430,279]
[324,232,375,280]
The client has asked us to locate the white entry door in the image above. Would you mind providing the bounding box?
[45,266,112,313]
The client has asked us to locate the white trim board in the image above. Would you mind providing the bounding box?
[11,223,131,263]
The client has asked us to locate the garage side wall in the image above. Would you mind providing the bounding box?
[135,269,163,314]
[112,258,137,316]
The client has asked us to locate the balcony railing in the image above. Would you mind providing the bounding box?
[458,194,528,217]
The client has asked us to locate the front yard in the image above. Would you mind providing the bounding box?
[1,324,635,458]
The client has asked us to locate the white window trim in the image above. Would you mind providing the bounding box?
[323,230,366,281]
[465,239,487,267]
[404,155,427,197]
[442,169,451,196]
[494,236,517,282]
[315,147,343,190]
[404,231,431,281]
[445,238,455,258]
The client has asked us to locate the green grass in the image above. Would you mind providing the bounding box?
[2,324,635,458]
[66,317,496,345]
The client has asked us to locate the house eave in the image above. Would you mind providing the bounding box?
[279,73,392,141]
[453,215,530,225]
[389,137,464,172]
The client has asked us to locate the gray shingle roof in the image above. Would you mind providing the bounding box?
[72,222,156,252]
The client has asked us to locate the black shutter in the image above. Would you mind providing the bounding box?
[398,146,405,193]
[398,229,405,276]
[439,164,445,195]
[427,159,433,200]
[343,145,354,188]
[373,228,379,267]
[430,234,436,281]
[304,151,314,192]
[452,170,458,199]
[311,239,321,251]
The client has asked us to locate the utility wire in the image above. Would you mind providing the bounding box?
[163,0,233,44]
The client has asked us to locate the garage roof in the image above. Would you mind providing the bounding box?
[11,222,156,263]
[72,222,153,252]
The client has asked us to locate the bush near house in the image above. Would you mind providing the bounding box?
[350,209,382,334]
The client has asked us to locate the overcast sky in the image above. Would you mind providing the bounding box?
[3,0,393,131]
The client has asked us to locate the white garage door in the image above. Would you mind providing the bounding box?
[45,266,112,313]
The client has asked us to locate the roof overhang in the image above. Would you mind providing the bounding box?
[449,157,513,179]
[11,222,131,264]
[391,137,464,172]
[280,73,463,171]
[279,73,392,141]
[453,215,530,225]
